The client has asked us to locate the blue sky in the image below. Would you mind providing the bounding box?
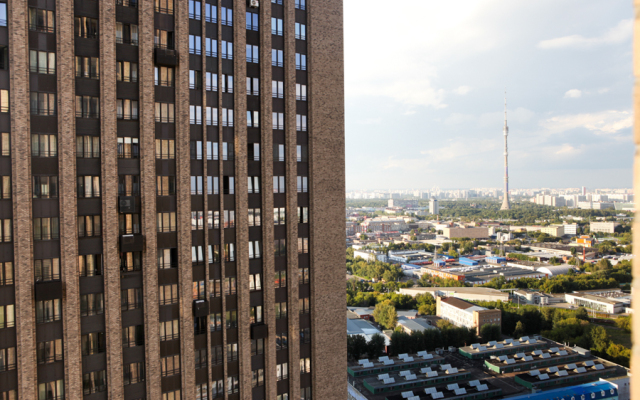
[344,0,633,190]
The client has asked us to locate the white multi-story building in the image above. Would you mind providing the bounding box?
[563,223,578,236]
[429,198,439,215]
[436,297,502,335]
[590,222,619,234]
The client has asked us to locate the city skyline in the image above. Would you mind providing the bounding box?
[345,0,633,190]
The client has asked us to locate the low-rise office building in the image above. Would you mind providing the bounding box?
[442,227,489,239]
[436,297,501,336]
[565,291,628,314]
[398,287,510,303]
[397,317,437,334]
[589,222,619,234]
[354,249,388,263]
[514,359,620,390]
[484,347,582,374]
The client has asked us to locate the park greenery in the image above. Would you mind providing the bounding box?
[347,333,386,361]
[388,320,478,356]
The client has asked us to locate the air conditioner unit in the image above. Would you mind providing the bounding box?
[119,196,136,213]
[249,0,259,8]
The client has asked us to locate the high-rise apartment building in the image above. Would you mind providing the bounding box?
[0,0,345,399]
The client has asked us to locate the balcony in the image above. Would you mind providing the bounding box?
[119,234,144,252]
[155,47,178,67]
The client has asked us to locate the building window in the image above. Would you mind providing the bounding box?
[299,297,310,314]
[117,61,138,82]
[223,176,234,195]
[275,302,287,319]
[0,262,12,286]
[300,327,311,343]
[117,0,138,6]
[77,176,100,198]
[221,40,233,59]
[157,212,177,233]
[162,390,181,400]
[209,313,222,331]
[275,270,287,288]
[221,74,234,93]
[252,368,264,387]
[248,176,260,194]
[297,176,308,193]
[205,38,218,57]
[295,23,307,40]
[300,357,311,374]
[226,310,237,329]
[207,176,219,195]
[207,211,220,229]
[299,267,310,284]
[194,348,207,369]
[247,110,259,127]
[273,176,286,193]
[159,284,178,305]
[122,325,144,347]
[38,380,63,400]
[157,176,176,196]
[273,112,285,129]
[156,139,175,159]
[30,92,55,115]
[155,29,175,49]
[191,141,203,160]
[274,239,286,257]
[75,16,99,38]
[249,274,262,291]
[249,241,261,259]
[79,293,104,318]
[116,22,139,45]
[301,387,312,400]
[36,299,61,323]
[83,370,107,395]
[31,51,56,74]
[205,106,218,126]
[208,244,220,263]
[189,35,202,55]
[0,133,8,156]
[189,70,202,89]
[120,251,142,272]
[225,276,237,295]
[76,135,99,158]
[78,254,103,277]
[158,248,178,269]
[272,80,284,98]
[296,53,307,70]
[246,44,259,63]
[121,288,143,311]
[296,114,308,131]
[119,213,140,235]
[117,137,139,159]
[271,17,283,35]
[117,99,139,119]
[33,218,56,241]
[274,144,285,162]
[224,243,235,262]
[160,320,180,341]
[192,245,204,263]
[155,66,174,86]
[191,211,204,230]
[206,72,218,91]
[76,96,100,118]
[155,0,174,14]
[250,306,263,324]
[37,339,62,364]
[248,142,260,161]
[189,0,201,19]
[81,332,105,355]
[0,347,15,372]
[227,343,238,361]
[75,56,98,79]
[296,83,308,100]
[160,354,180,376]
[276,363,288,381]
[205,4,217,23]
[124,362,145,385]
[246,12,258,31]
[272,49,283,67]
[248,208,261,227]
[193,280,205,300]
[209,279,221,298]
[251,338,264,355]
[156,102,175,123]
[298,206,309,223]
[190,105,202,125]
[77,215,101,237]
[276,332,288,349]
[0,3,6,26]
[297,145,308,162]
[0,305,13,329]
[191,176,204,195]
[221,6,233,26]
[29,8,55,32]
[226,376,239,395]
[295,0,306,10]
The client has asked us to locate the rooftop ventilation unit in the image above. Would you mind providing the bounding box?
[524,356,534,362]
[468,380,480,387]
[585,361,595,367]
[384,360,394,365]
[477,384,489,391]
[538,373,550,381]
[432,392,444,399]
[547,367,559,373]
[383,378,395,384]
[358,359,369,365]
[401,391,414,399]
[424,388,437,394]
[594,364,605,370]
[377,374,389,381]
[528,370,540,376]
[426,371,438,378]
[557,370,568,377]
[446,368,459,374]
[565,364,577,370]
[446,384,459,391]
[574,367,587,373]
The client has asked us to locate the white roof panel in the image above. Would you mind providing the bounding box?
[383,378,395,384]
[575,367,587,373]
[432,392,444,399]
[384,360,394,365]
[524,356,534,362]
[585,361,595,367]
[405,374,417,381]
[446,368,459,374]
[446,384,459,391]
[454,388,467,395]
[477,384,489,391]
[423,353,434,360]
[538,373,550,380]
[557,370,569,376]
[379,356,389,362]
[399,370,411,377]
[565,364,577,370]
[377,373,390,380]
[528,370,540,376]
[468,380,480,387]
[547,366,559,373]
[420,367,432,373]
[426,371,438,377]
[401,391,414,398]
[424,387,437,394]
[358,359,369,365]
[594,364,605,370]
[506,358,515,365]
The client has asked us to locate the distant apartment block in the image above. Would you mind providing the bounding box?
[589,222,619,234]
[441,227,489,239]
[436,297,501,336]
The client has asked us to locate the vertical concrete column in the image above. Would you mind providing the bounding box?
[307,0,346,399]
[56,0,83,398]
[233,1,252,398]
[283,1,300,399]
[9,1,37,399]
[139,1,161,398]
[260,1,276,398]
[175,0,196,397]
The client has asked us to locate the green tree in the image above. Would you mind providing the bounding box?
[480,323,501,341]
[367,333,386,359]
[590,325,609,354]
[418,303,436,316]
[448,248,459,258]
[575,307,589,321]
[373,300,398,330]
[615,316,632,333]
[513,321,526,338]
[347,335,368,361]
[596,258,612,271]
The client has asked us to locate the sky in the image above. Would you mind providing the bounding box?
[344,0,634,191]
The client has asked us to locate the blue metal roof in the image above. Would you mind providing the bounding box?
[505,381,617,400]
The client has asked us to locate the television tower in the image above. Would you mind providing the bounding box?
[500,94,511,210]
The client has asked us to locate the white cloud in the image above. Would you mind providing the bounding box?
[453,86,472,95]
[555,144,582,155]
[540,110,632,135]
[564,89,582,98]
[537,19,632,49]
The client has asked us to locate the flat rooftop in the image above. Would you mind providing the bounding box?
[347,352,445,375]
[385,380,501,400]
[484,347,580,368]
[459,337,546,355]
[565,293,623,305]
[515,359,619,385]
